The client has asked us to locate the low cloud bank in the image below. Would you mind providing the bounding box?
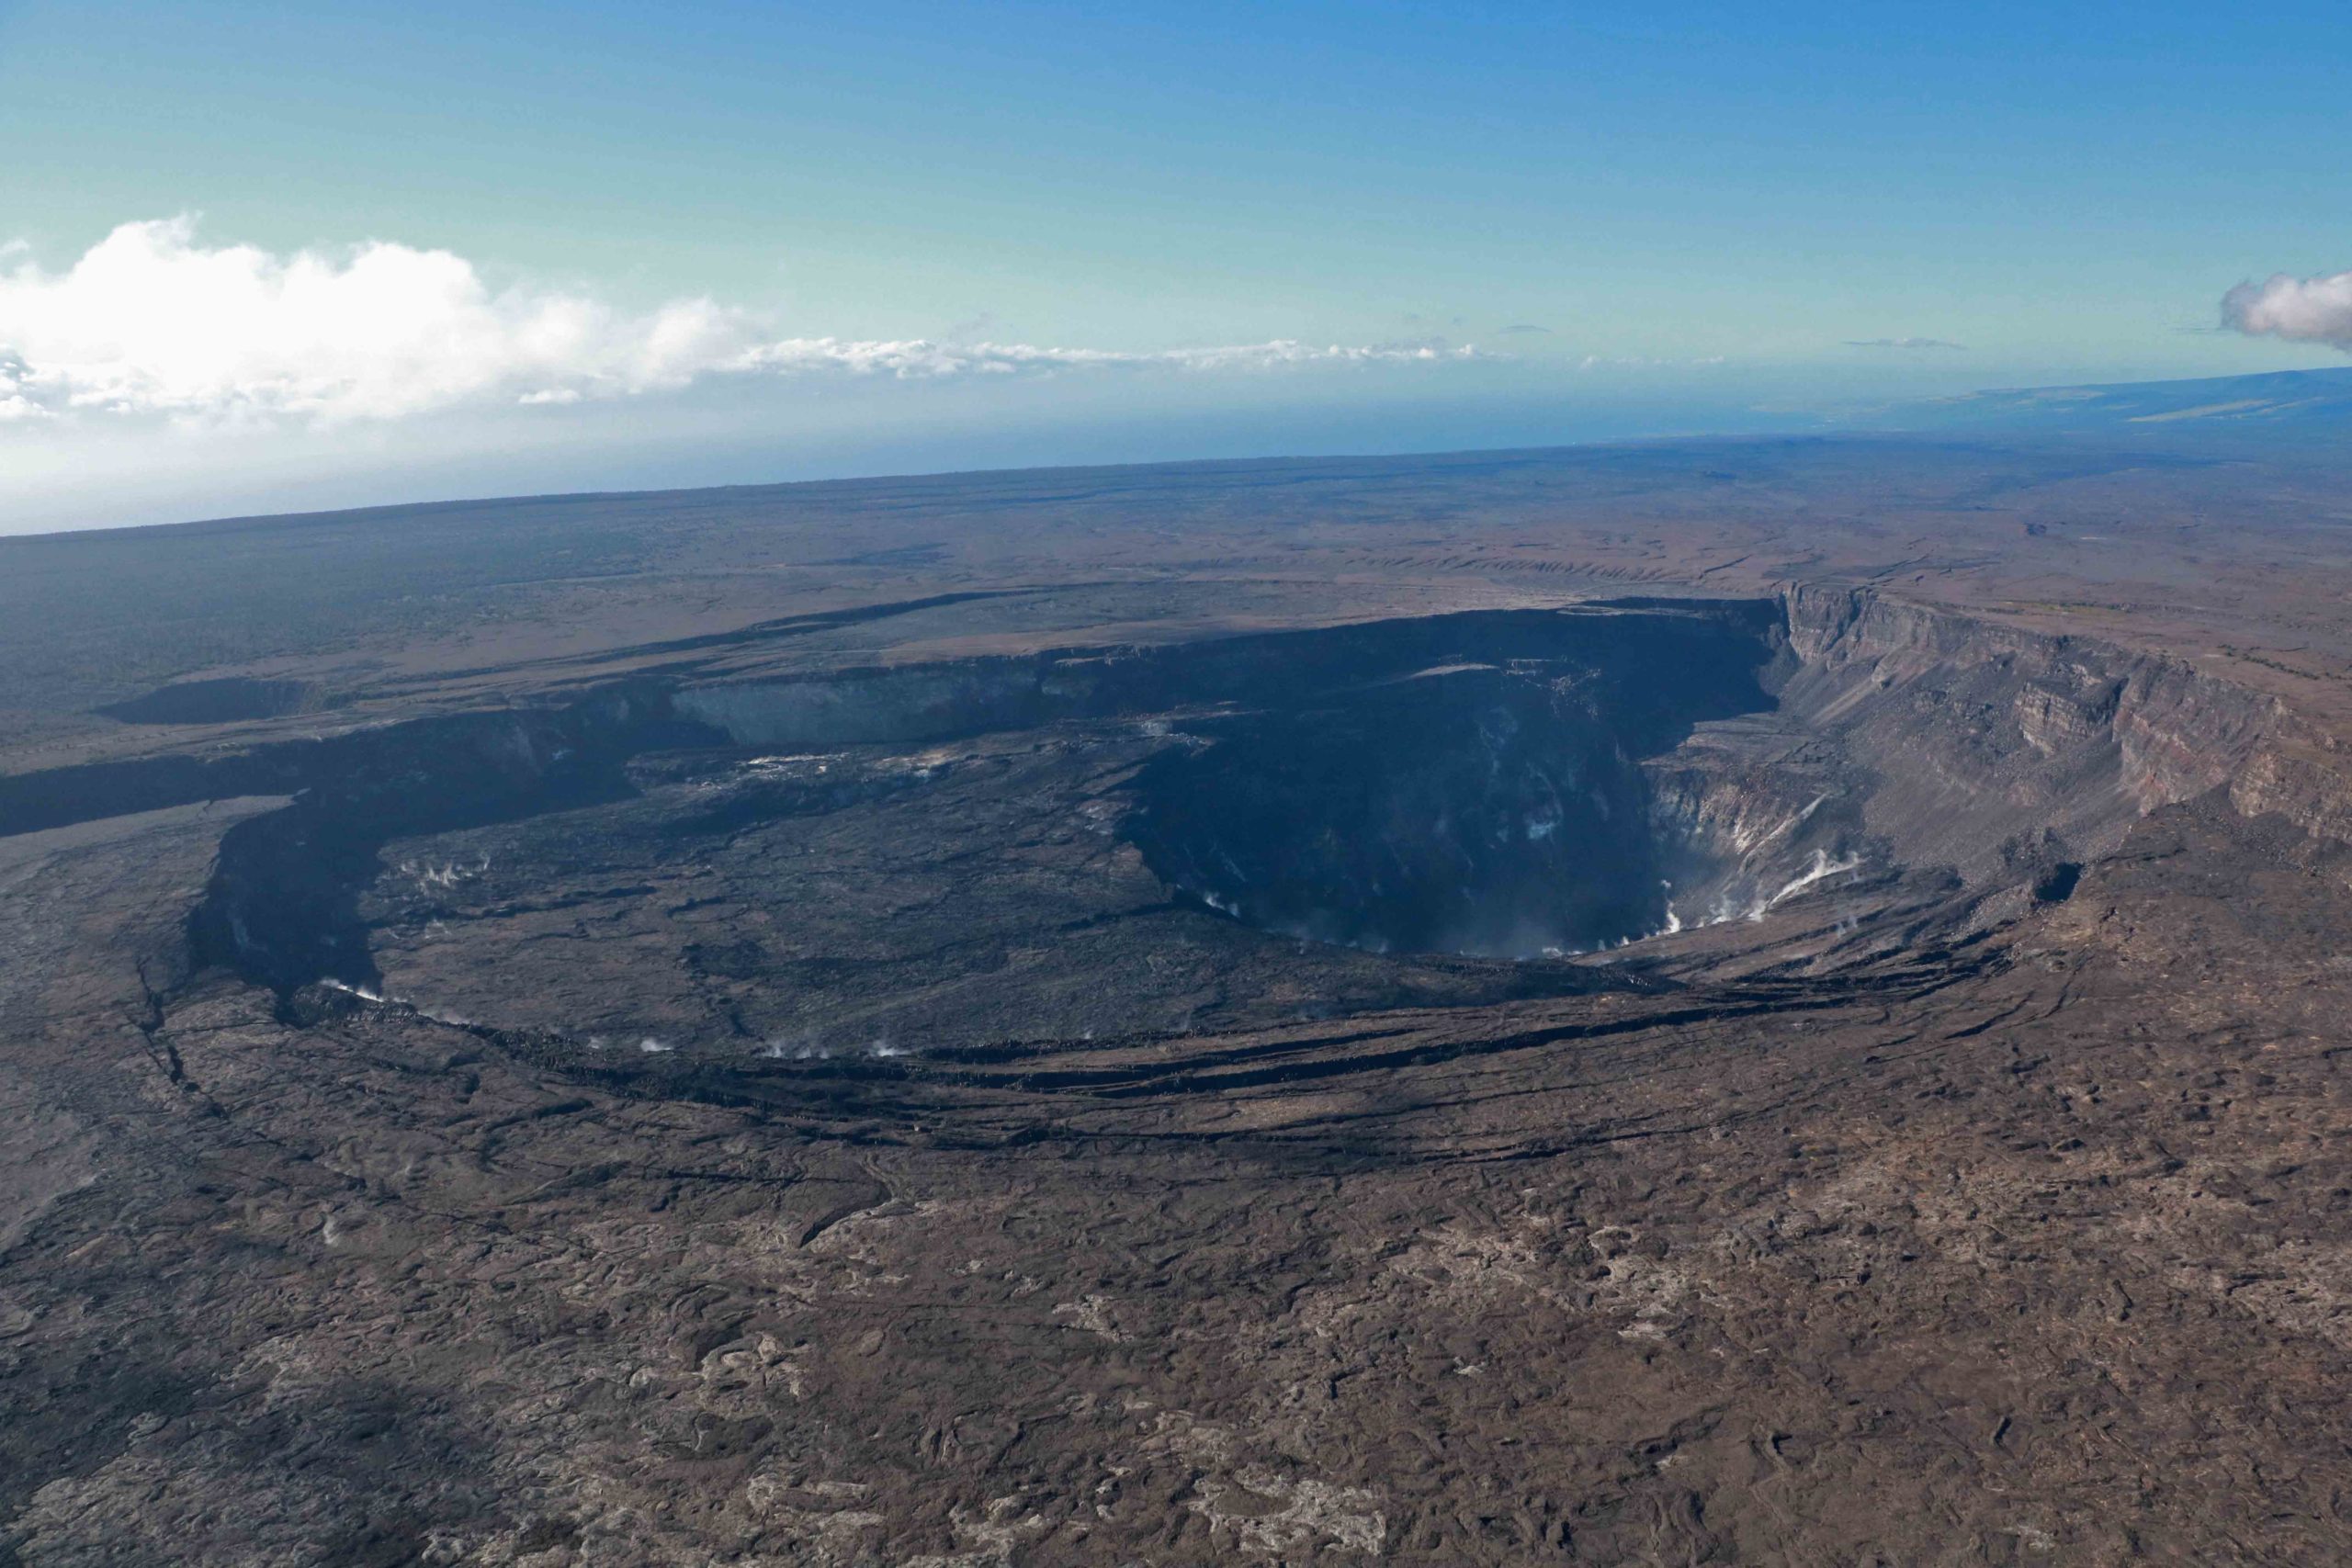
[0,218,1485,426]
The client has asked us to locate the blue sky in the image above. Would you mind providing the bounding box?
[3,0,2348,530]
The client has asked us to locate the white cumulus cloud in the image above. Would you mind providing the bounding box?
[2222,269,2352,351]
[0,218,1487,427]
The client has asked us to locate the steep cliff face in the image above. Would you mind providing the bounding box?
[1767,584,2338,880]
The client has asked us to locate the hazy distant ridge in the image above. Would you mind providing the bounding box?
[1862,366,2352,435]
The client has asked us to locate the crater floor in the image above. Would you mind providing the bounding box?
[10,444,2352,1564]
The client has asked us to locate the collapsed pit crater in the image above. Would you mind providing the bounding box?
[1119,612,1867,958]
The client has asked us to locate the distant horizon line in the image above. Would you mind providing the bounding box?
[8,360,2346,546]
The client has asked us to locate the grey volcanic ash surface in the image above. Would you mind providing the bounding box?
[11,438,2352,1563]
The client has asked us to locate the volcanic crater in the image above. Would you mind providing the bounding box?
[113,586,2244,1094]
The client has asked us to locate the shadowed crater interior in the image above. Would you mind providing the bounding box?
[1123,607,1792,956]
